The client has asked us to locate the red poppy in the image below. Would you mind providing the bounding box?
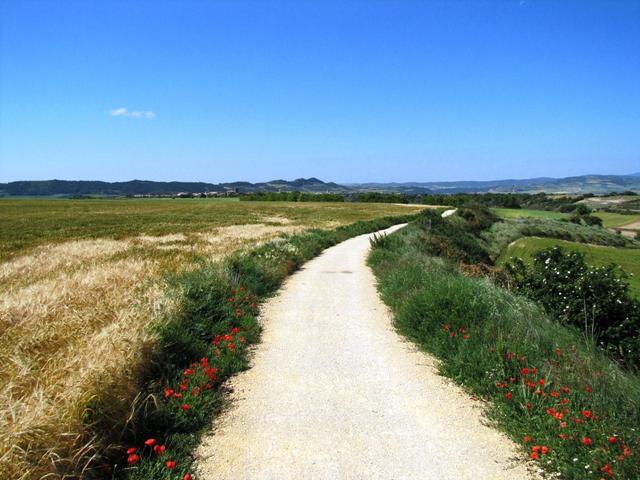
[231,327,241,335]
[521,368,529,375]
[561,386,570,394]
[584,385,593,393]
[541,446,549,455]
[608,436,617,444]
[228,343,235,352]
[166,460,177,469]
[126,447,137,455]
[144,438,156,447]
[538,378,545,386]
[581,436,593,446]
[183,474,193,480]
[523,436,532,443]
[600,463,613,477]
[581,410,592,419]
[180,404,191,411]
[530,452,538,460]
[164,388,175,398]
[560,398,569,405]
[505,392,512,400]
[127,454,140,465]
[550,391,559,398]
[154,444,166,455]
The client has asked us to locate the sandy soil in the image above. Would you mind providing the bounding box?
[196,225,537,480]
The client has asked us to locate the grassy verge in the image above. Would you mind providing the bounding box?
[369,219,640,479]
[497,237,640,298]
[109,214,417,479]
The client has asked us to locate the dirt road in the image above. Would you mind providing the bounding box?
[196,225,536,479]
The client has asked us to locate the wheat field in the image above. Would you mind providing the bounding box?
[0,198,422,479]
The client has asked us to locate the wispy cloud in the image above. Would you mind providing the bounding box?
[109,107,156,119]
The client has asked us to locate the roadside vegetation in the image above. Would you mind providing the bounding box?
[0,198,421,479]
[369,208,640,479]
[112,214,416,480]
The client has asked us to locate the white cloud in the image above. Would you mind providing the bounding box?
[109,107,156,118]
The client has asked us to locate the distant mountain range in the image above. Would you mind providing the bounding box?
[347,174,640,195]
[1,174,639,197]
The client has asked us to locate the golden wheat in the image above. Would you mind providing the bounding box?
[0,222,323,479]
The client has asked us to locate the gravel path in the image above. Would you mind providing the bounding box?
[196,225,537,480]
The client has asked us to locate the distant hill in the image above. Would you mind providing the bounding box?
[1,174,639,197]
[0,178,350,197]
[347,174,640,195]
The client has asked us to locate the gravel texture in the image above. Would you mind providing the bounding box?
[196,225,537,480]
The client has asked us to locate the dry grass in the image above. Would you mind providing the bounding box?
[0,199,423,479]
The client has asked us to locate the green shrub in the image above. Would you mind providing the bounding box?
[505,247,640,368]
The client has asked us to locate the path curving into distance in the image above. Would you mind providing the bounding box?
[196,225,537,480]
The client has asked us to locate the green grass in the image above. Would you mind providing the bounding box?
[0,198,422,261]
[482,217,638,261]
[497,237,640,298]
[595,212,640,229]
[492,206,640,230]
[369,221,640,480]
[492,207,568,220]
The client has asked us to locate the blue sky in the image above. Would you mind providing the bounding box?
[1,0,639,183]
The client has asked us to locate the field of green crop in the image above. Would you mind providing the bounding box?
[0,198,422,261]
[492,207,640,230]
[595,211,640,229]
[491,207,567,220]
[498,236,640,297]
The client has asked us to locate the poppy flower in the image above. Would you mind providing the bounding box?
[530,452,538,460]
[154,444,166,455]
[523,436,532,443]
[538,378,546,386]
[505,392,512,400]
[600,463,613,477]
[180,404,191,411]
[561,386,570,394]
[581,436,593,446]
[608,436,617,444]
[126,447,137,455]
[166,460,177,469]
[164,388,175,398]
[127,454,140,465]
[560,398,569,405]
[581,410,592,419]
[521,368,529,375]
[144,438,156,447]
[183,475,193,480]
[541,446,549,455]
[231,327,241,335]
[228,343,235,352]
[584,385,593,393]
